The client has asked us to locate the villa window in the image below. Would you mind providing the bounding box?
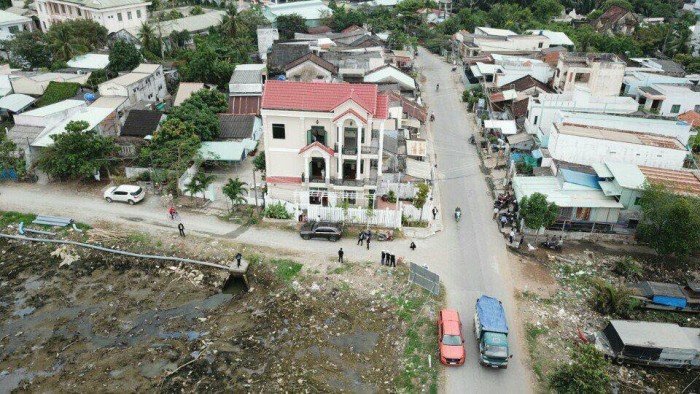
[117,12,122,21]
[137,9,141,18]
[670,104,681,114]
[307,126,326,146]
[272,124,285,139]
[127,11,132,20]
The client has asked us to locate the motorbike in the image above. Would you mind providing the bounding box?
[430,114,435,122]
[451,66,457,72]
[469,135,476,145]
[540,238,563,252]
[376,231,394,241]
[454,208,462,222]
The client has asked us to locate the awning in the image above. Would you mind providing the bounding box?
[484,119,517,135]
[406,158,432,180]
[199,141,247,162]
[599,181,622,197]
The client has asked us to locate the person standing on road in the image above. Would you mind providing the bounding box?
[432,206,438,220]
[500,215,507,229]
[518,235,525,249]
[338,248,344,264]
[357,231,365,246]
[366,233,371,250]
[235,252,243,268]
[410,241,416,251]
[178,223,185,237]
[390,253,396,267]
[493,207,499,220]
[381,250,386,265]
[509,229,515,244]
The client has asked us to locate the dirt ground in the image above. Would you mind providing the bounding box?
[508,243,700,393]
[0,222,442,393]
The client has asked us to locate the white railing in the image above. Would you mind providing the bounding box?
[307,205,401,228]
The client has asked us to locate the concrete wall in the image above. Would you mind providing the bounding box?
[548,128,687,170]
[285,62,334,82]
[37,0,148,32]
[658,89,700,116]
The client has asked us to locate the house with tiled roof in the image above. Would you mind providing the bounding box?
[591,5,639,36]
[284,53,338,82]
[261,80,389,205]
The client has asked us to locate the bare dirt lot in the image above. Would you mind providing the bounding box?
[0,219,442,393]
[509,244,700,393]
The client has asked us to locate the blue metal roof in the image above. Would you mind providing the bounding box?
[476,296,508,334]
[560,169,601,190]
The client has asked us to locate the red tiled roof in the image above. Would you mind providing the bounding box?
[341,25,363,33]
[307,25,332,34]
[679,111,700,128]
[333,108,368,123]
[262,80,388,118]
[299,141,335,156]
[598,5,632,24]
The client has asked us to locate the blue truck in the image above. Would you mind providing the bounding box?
[474,295,512,368]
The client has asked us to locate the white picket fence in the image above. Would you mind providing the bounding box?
[307,205,402,228]
[377,180,417,200]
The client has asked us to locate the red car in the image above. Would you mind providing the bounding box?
[438,309,466,365]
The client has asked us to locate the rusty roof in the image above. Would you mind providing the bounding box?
[639,166,700,197]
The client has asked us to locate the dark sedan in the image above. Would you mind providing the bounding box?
[299,221,342,241]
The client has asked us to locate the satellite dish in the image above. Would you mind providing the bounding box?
[84,93,96,102]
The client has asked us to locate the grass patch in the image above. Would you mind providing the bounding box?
[525,323,548,382]
[270,258,302,282]
[36,82,80,107]
[0,211,37,227]
[329,264,353,275]
[125,232,151,246]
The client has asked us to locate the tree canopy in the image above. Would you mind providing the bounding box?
[109,40,142,72]
[637,184,700,257]
[519,193,559,234]
[37,121,116,181]
[276,14,306,40]
[549,344,610,394]
[168,89,228,141]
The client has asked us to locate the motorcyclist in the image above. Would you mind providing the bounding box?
[430,112,435,121]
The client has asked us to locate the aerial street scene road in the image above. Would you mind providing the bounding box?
[1,0,700,392]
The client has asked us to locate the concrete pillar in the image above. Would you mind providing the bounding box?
[337,122,343,179]
[356,125,362,180]
[324,156,330,183]
[304,155,309,182]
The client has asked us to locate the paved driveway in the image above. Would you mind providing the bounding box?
[416,48,533,393]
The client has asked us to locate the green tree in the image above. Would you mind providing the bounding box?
[176,34,250,89]
[186,89,229,113]
[486,3,534,33]
[109,40,142,72]
[519,192,558,242]
[137,22,160,57]
[169,89,227,141]
[413,182,430,220]
[253,152,266,172]
[46,20,108,61]
[36,121,117,181]
[531,0,564,23]
[86,69,110,90]
[549,344,610,394]
[185,170,215,206]
[0,133,24,179]
[4,31,52,69]
[190,5,204,15]
[276,13,306,40]
[637,184,700,257]
[222,177,249,211]
[234,8,270,42]
[601,0,633,11]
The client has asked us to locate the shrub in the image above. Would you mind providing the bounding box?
[36,82,80,107]
[589,278,636,318]
[549,344,610,394]
[264,202,291,219]
[387,190,397,203]
[612,256,642,279]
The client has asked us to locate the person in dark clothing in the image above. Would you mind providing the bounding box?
[235,252,243,268]
[432,207,438,220]
[390,254,396,267]
[366,232,371,250]
[518,235,525,249]
[178,223,185,237]
[357,231,365,246]
[381,250,386,265]
[338,248,344,264]
[410,241,416,251]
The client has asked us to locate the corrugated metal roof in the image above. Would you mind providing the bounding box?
[0,9,31,24]
[265,0,332,20]
[199,140,247,162]
[173,83,206,106]
[32,107,114,147]
[608,320,699,350]
[20,99,85,117]
[604,162,646,190]
[67,53,110,70]
[59,0,148,10]
[0,93,35,113]
[560,169,601,189]
[127,11,225,37]
[512,176,623,208]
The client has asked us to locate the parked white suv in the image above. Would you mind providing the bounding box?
[104,185,145,205]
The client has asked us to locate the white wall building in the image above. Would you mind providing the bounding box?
[552,53,626,97]
[36,0,150,33]
[638,84,700,117]
[525,87,639,146]
[622,71,689,96]
[98,63,166,107]
[547,122,688,170]
[0,9,32,40]
[556,111,695,146]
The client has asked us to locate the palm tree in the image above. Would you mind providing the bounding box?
[185,171,216,207]
[47,24,86,61]
[222,177,248,212]
[220,4,238,37]
[137,22,157,53]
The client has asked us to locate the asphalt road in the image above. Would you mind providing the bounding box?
[416,48,533,393]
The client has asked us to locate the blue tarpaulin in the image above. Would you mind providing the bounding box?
[652,295,687,309]
[560,169,602,190]
[476,296,509,334]
[510,153,537,167]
